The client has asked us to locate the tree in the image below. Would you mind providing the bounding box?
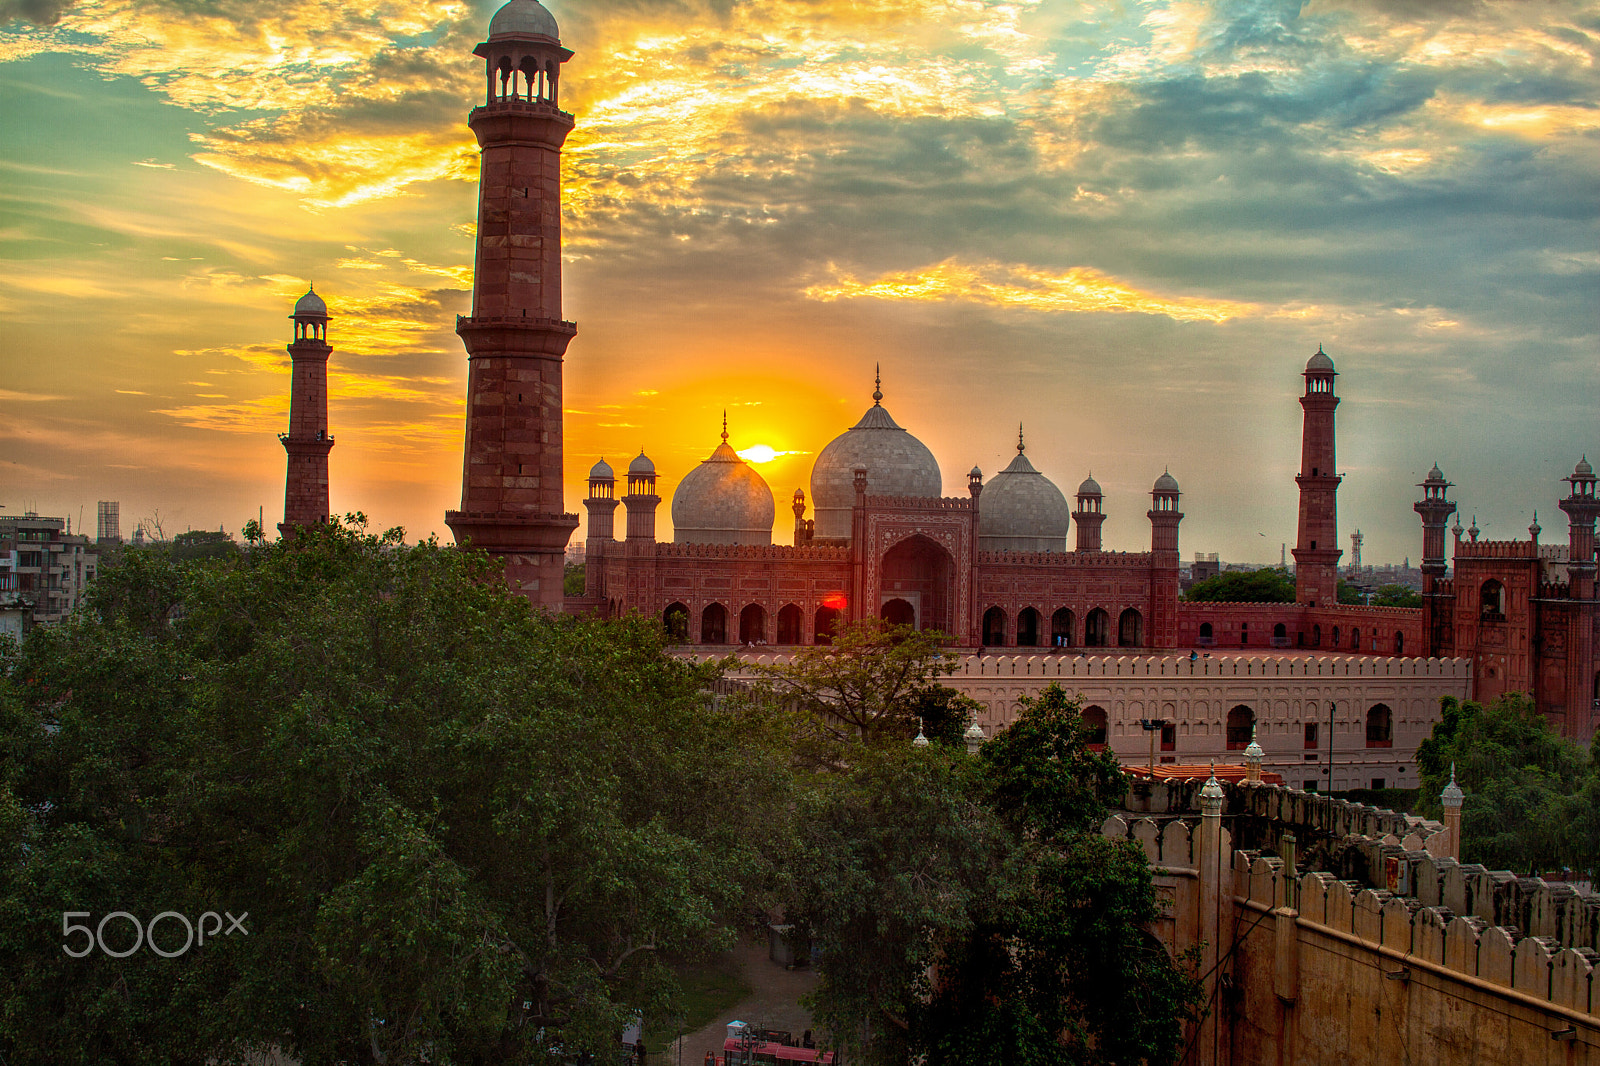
[1184,567,1294,603]
[1336,579,1363,605]
[752,618,962,744]
[0,521,792,1064]
[792,684,1200,1066]
[1415,693,1595,876]
[564,562,585,597]
[1371,584,1422,608]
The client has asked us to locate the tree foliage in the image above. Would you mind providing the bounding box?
[0,522,791,1064]
[791,684,1200,1066]
[1415,693,1598,877]
[1370,583,1422,608]
[1183,567,1293,603]
[752,619,963,745]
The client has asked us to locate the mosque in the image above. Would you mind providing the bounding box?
[276,0,1598,749]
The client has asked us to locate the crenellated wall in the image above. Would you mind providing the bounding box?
[1102,782,1600,1065]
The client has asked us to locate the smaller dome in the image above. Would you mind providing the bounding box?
[1078,473,1102,496]
[628,451,656,476]
[588,458,614,480]
[1427,462,1444,481]
[1306,345,1335,373]
[1576,456,1593,478]
[1153,470,1180,494]
[969,466,982,479]
[293,286,326,317]
[672,438,775,545]
[489,0,559,39]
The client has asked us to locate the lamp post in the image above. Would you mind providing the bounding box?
[963,720,986,755]
[1139,718,1170,775]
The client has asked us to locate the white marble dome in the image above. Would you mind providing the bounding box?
[1306,346,1335,373]
[978,440,1071,553]
[293,286,326,317]
[810,384,942,541]
[671,436,774,545]
[489,0,559,39]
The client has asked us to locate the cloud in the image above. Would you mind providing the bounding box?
[0,0,73,26]
[805,259,1263,322]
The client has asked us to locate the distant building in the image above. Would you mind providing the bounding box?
[96,500,121,544]
[0,514,98,624]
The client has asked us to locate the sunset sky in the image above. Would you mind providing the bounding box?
[1,0,1595,564]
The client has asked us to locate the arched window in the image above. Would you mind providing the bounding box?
[1480,579,1505,621]
[776,604,803,644]
[1118,608,1143,648]
[1331,625,1340,646]
[1199,622,1214,645]
[1312,623,1322,647]
[813,605,841,645]
[701,603,728,644]
[1394,631,1404,655]
[1016,607,1041,647]
[880,598,915,628]
[1272,622,1287,647]
[1226,705,1255,749]
[1082,705,1108,748]
[1051,608,1074,647]
[1350,627,1359,650]
[739,604,767,644]
[1366,704,1393,747]
[1085,608,1109,647]
[982,607,1007,646]
[663,602,689,644]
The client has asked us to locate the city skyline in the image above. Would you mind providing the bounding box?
[1,0,1595,563]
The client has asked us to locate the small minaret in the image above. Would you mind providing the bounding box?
[1414,463,1457,655]
[582,458,617,599]
[1195,768,1226,1066]
[1148,471,1183,648]
[279,286,334,536]
[1440,763,1464,861]
[792,488,813,545]
[1244,724,1263,785]
[622,451,659,546]
[1293,346,1342,605]
[1074,474,1105,552]
[1558,457,1598,736]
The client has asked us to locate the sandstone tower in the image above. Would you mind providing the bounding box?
[280,286,334,535]
[444,0,579,607]
[1292,346,1341,605]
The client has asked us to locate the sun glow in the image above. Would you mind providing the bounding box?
[736,444,808,464]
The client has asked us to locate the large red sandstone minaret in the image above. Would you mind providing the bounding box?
[445,0,579,607]
[280,286,334,536]
[1292,346,1342,605]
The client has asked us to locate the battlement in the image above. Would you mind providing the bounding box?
[653,542,849,561]
[863,495,974,512]
[977,549,1153,567]
[944,652,1469,680]
[1456,539,1540,560]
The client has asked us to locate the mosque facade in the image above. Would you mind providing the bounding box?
[430,0,1598,744]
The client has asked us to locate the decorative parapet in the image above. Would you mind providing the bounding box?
[652,542,849,561]
[945,653,1470,680]
[1455,539,1540,560]
[977,550,1152,567]
[863,495,973,512]
[1229,849,1599,1016]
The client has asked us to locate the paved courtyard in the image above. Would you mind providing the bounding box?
[664,937,821,1066]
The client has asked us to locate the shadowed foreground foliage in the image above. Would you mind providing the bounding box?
[788,681,1202,1066]
[0,523,792,1065]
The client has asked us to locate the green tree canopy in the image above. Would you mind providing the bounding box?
[1183,567,1294,603]
[1415,693,1597,877]
[1371,583,1422,608]
[791,684,1200,1066]
[0,522,791,1064]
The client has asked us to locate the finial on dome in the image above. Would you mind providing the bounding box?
[1530,511,1541,541]
[1441,762,1464,806]
[1200,763,1224,802]
[873,364,883,407]
[721,410,728,444]
[1017,423,1025,454]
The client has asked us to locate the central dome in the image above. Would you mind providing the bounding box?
[810,377,942,541]
[978,433,1070,553]
[671,424,775,545]
[489,0,559,40]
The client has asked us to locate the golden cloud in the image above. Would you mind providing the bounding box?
[803,258,1262,322]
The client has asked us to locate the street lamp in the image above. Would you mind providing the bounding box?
[963,720,986,755]
[1138,718,1170,776]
